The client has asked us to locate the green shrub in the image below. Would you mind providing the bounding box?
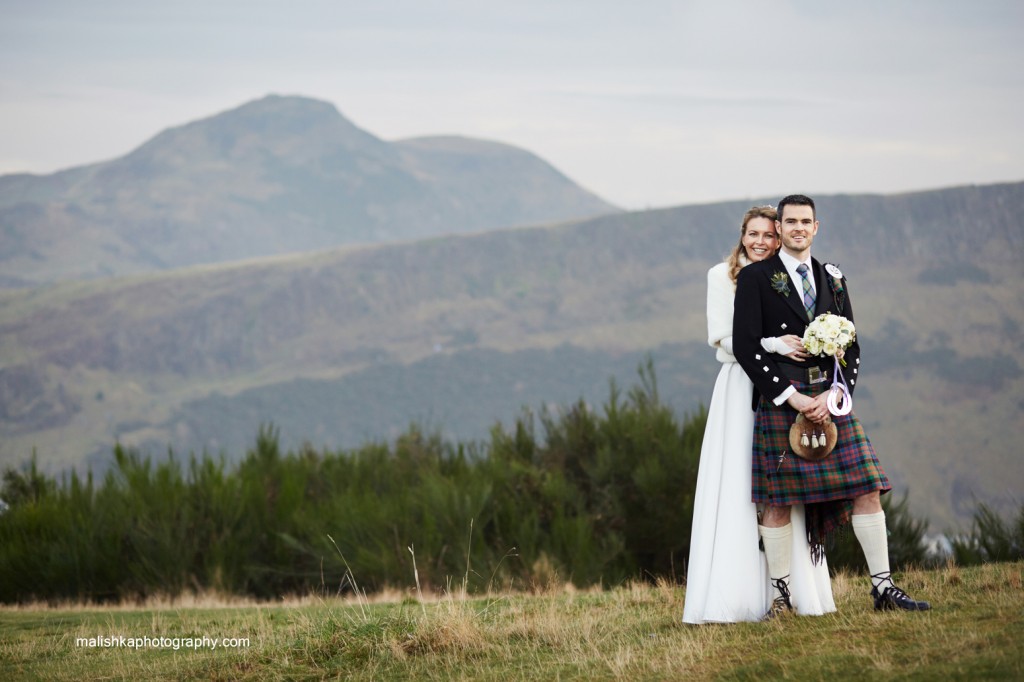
[0,362,951,602]
[952,502,1024,565]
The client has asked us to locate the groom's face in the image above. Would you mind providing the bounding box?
[777,204,819,256]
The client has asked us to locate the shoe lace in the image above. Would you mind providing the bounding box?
[771,575,792,605]
[871,572,908,601]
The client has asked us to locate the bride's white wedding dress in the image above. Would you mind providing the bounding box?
[682,261,835,624]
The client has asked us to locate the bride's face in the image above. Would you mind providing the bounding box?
[742,216,778,262]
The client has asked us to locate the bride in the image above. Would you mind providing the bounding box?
[682,206,835,623]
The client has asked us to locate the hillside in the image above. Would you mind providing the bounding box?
[0,95,616,287]
[0,182,1022,529]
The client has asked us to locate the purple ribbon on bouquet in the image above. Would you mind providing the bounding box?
[827,356,852,416]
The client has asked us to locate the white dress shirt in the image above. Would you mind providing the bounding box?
[778,249,815,300]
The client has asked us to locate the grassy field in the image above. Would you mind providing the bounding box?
[1,562,1021,680]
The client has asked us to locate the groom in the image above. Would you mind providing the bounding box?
[732,194,930,618]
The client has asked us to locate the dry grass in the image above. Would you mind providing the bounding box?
[1,562,1022,680]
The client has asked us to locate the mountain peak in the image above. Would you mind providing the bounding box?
[126,93,391,165]
[209,94,354,133]
[0,94,617,285]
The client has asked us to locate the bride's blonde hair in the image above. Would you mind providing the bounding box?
[727,205,779,283]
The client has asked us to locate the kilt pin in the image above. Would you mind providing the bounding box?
[734,255,891,560]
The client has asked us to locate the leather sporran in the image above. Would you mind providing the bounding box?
[788,413,838,461]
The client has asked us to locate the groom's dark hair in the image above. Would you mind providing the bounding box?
[777,194,816,221]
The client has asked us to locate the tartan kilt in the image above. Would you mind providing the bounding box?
[752,378,891,551]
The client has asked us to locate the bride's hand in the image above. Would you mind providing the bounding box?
[780,334,809,361]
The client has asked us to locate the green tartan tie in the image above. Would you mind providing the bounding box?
[797,263,815,321]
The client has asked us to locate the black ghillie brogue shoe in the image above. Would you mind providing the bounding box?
[762,576,794,621]
[871,573,931,611]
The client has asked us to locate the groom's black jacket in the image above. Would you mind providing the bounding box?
[732,254,861,410]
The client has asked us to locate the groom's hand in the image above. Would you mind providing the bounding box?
[786,392,815,413]
[787,392,831,425]
[804,394,831,424]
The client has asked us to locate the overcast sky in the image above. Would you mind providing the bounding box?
[2,0,1022,209]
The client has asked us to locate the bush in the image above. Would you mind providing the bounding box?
[0,362,703,602]
[0,361,960,603]
[952,502,1024,565]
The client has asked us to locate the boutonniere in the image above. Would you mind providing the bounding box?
[770,271,791,296]
[824,263,846,312]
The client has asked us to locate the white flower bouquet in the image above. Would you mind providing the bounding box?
[802,313,856,364]
[802,313,856,416]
